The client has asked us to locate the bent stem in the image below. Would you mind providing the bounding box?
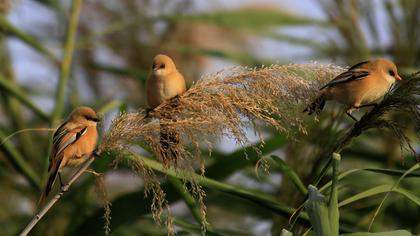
[19,154,97,236]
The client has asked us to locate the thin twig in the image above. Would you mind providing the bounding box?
[19,153,97,236]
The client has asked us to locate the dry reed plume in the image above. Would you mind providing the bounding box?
[100,64,344,161]
[98,63,345,233]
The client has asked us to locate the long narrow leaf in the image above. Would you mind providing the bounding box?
[0,15,56,61]
[0,74,49,121]
[46,0,83,171]
[0,129,41,189]
[270,155,307,195]
[163,9,328,29]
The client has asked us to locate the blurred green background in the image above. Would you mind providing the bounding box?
[0,0,419,235]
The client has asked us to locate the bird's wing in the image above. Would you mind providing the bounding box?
[41,125,88,202]
[320,61,370,90]
[48,124,87,171]
[174,71,187,95]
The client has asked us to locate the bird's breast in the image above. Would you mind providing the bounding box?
[63,126,98,167]
[147,73,186,108]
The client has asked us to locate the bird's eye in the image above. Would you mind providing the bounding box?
[160,64,165,69]
[389,70,395,76]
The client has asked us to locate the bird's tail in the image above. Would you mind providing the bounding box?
[303,94,326,115]
[38,157,62,206]
[159,123,180,165]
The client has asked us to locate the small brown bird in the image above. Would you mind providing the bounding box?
[39,106,100,203]
[304,58,402,121]
[146,54,186,162]
[146,54,187,109]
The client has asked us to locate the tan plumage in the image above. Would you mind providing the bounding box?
[39,106,100,203]
[146,54,186,163]
[304,58,402,120]
[146,54,186,109]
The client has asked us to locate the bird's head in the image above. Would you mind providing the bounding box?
[151,54,176,76]
[375,58,402,83]
[69,106,101,125]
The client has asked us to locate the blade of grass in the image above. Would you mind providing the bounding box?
[88,62,148,81]
[172,217,222,236]
[0,74,49,121]
[329,153,340,235]
[0,129,41,189]
[270,155,307,195]
[0,32,36,162]
[304,154,340,236]
[167,177,208,230]
[162,9,328,29]
[206,135,287,179]
[341,230,411,236]
[32,0,60,10]
[98,100,122,114]
[172,43,275,66]
[46,0,83,172]
[0,15,57,62]
[368,163,420,230]
[305,185,331,236]
[338,184,420,208]
[50,0,83,126]
[128,153,308,221]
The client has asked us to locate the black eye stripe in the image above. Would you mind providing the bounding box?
[84,115,100,122]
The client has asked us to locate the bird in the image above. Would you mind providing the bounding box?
[39,106,100,203]
[303,58,402,121]
[146,54,186,163]
[146,54,187,109]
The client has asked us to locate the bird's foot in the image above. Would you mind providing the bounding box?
[346,110,358,122]
[60,183,70,192]
[145,107,154,118]
[171,95,182,107]
[92,148,101,157]
[354,103,378,109]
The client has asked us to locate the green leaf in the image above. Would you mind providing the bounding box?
[163,9,327,29]
[341,230,412,236]
[305,185,332,236]
[132,154,302,220]
[369,163,420,229]
[0,15,56,61]
[168,177,207,229]
[0,129,41,189]
[88,62,148,81]
[281,229,293,236]
[270,155,307,195]
[98,100,123,114]
[206,135,287,179]
[0,74,50,121]
[172,43,274,66]
[47,0,83,173]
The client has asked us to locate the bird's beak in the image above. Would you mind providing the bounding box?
[395,74,402,81]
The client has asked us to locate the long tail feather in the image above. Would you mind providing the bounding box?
[303,94,326,115]
[38,157,62,206]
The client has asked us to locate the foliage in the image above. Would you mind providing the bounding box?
[0,1,419,236]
